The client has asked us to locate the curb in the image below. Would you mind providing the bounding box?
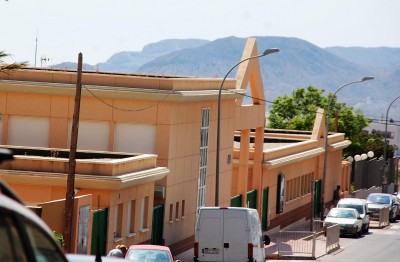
[266,254,280,260]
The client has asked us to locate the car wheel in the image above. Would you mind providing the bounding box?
[364,224,369,233]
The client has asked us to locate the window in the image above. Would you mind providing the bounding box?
[114,123,156,154]
[140,197,149,230]
[285,172,313,202]
[181,200,185,218]
[127,200,136,234]
[197,108,210,209]
[276,174,285,213]
[24,218,66,261]
[175,202,180,220]
[114,204,123,239]
[9,116,49,147]
[0,208,66,262]
[169,203,173,222]
[0,214,27,261]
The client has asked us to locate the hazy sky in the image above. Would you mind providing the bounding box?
[1,0,399,65]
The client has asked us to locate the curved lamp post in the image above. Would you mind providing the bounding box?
[215,48,279,206]
[383,95,400,192]
[320,76,374,217]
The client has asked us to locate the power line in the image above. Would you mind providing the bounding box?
[83,83,398,124]
[226,89,399,123]
[82,84,175,112]
[225,89,326,116]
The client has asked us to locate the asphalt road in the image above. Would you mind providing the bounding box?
[318,221,400,262]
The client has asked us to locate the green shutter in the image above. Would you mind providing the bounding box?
[262,187,269,231]
[230,194,242,207]
[246,190,257,209]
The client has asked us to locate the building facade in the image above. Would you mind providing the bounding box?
[0,38,350,255]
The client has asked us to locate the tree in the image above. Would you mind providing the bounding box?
[0,51,27,73]
[267,86,373,157]
[360,129,396,160]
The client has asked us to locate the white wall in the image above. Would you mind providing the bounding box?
[114,123,156,154]
[68,120,109,151]
[8,116,49,147]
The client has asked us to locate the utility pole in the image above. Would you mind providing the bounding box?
[64,53,83,253]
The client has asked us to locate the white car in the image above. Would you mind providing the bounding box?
[337,198,370,233]
[323,207,363,237]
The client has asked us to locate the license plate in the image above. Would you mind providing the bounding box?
[202,248,220,254]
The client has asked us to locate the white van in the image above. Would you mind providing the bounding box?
[194,207,269,262]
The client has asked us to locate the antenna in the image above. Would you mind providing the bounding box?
[34,30,38,67]
[40,56,50,67]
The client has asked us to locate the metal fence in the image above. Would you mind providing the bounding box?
[351,183,395,198]
[277,231,316,258]
[276,219,341,259]
[354,158,384,190]
[353,157,398,191]
[369,207,390,228]
[325,224,340,253]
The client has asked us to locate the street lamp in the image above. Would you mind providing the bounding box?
[383,95,400,192]
[215,48,279,206]
[320,76,374,218]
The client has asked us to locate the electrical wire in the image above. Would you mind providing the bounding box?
[83,82,398,125]
[82,84,175,112]
[226,88,398,123]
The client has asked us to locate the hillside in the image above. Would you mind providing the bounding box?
[137,36,391,118]
[325,47,400,70]
[51,36,400,119]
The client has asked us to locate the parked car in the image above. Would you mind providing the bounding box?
[194,207,270,262]
[366,193,399,222]
[125,244,181,262]
[337,198,371,233]
[0,149,129,262]
[0,180,68,261]
[323,207,363,237]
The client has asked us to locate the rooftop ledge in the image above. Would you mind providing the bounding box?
[0,145,161,176]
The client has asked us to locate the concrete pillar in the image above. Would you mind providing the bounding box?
[239,129,250,207]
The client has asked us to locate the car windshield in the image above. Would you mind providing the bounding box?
[367,195,390,204]
[328,209,356,219]
[126,249,172,262]
[337,204,364,214]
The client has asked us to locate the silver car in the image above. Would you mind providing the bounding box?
[367,193,399,223]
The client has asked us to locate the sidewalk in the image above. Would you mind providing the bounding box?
[175,220,329,261]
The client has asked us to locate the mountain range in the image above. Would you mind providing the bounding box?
[51,36,400,120]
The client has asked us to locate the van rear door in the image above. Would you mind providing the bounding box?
[223,209,248,261]
[197,208,224,261]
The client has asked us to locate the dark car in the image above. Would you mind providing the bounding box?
[366,193,399,222]
[0,180,68,262]
[0,149,121,262]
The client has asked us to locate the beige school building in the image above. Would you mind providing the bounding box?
[0,38,350,255]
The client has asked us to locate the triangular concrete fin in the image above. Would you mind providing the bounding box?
[235,38,266,106]
[311,108,326,140]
